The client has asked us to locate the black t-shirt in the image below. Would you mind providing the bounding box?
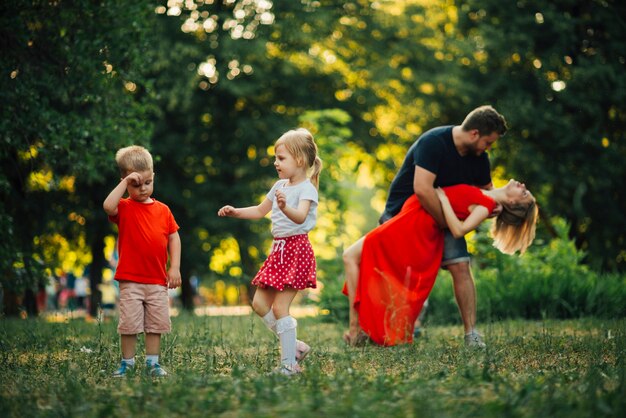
[382,126,491,218]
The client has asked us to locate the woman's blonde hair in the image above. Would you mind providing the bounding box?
[491,199,538,255]
[275,128,323,188]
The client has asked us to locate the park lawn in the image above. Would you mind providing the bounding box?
[0,314,624,418]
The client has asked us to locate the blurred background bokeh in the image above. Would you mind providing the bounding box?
[2,0,625,320]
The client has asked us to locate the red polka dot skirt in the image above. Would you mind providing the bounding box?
[252,234,317,291]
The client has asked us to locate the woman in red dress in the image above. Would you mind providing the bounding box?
[343,180,538,346]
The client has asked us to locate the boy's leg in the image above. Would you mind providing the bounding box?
[144,284,171,376]
[121,334,138,359]
[145,333,160,357]
[115,282,144,377]
[342,237,365,342]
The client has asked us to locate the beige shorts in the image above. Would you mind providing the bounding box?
[117,281,171,335]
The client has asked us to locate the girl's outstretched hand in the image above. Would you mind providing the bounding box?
[218,205,238,217]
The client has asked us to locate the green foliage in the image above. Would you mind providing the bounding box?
[454,0,626,270]
[0,316,625,417]
[315,258,349,324]
[0,1,159,300]
[3,0,626,316]
[426,218,626,325]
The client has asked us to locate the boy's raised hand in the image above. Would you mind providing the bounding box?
[124,172,143,186]
[218,205,238,217]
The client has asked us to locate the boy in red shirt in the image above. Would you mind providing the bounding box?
[103,145,181,377]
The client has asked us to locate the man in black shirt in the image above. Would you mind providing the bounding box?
[379,105,507,347]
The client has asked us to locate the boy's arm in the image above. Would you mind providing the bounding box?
[167,231,182,289]
[217,198,273,219]
[103,173,140,216]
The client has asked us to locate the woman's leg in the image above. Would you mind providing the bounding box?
[342,237,367,344]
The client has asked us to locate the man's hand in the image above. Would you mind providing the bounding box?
[489,203,503,218]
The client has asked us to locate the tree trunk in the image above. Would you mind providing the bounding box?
[2,289,21,317]
[88,223,107,318]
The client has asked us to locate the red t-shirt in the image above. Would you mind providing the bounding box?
[109,198,179,286]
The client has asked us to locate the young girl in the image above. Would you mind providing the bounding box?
[218,128,322,375]
[343,180,538,346]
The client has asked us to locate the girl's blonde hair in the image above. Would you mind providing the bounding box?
[491,199,539,255]
[115,145,153,177]
[275,128,323,188]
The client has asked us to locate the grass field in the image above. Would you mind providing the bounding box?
[1,314,624,417]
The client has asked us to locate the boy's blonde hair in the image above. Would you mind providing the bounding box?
[491,199,538,255]
[275,128,323,188]
[115,145,153,177]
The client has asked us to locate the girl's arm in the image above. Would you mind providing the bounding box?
[217,198,273,219]
[436,188,490,238]
[275,189,311,224]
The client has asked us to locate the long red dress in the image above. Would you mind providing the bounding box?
[348,185,496,346]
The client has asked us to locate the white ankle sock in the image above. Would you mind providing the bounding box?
[146,355,159,365]
[122,357,135,367]
[276,316,297,367]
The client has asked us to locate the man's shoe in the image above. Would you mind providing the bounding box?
[464,331,486,348]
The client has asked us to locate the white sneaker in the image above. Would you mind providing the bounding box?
[296,340,311,363]
[275,363,303,376]
[464,331,486,348]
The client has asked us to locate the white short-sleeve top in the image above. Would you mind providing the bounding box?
[267,179,318,238]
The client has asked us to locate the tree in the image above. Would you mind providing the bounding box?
[454,0,626,270]
[0,1,159,315]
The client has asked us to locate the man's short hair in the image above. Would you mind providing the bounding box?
[462,105,508,136]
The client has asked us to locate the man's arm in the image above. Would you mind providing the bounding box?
[413,165,447,228]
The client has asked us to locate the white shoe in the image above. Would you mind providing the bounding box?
[464,331,486,348]
[275,363,303,376]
